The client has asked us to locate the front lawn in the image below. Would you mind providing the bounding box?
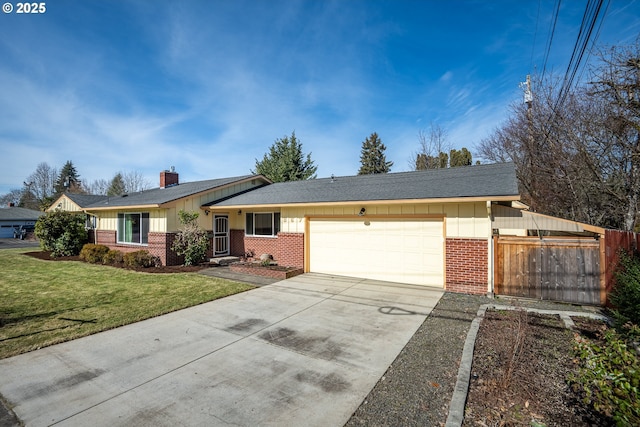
[0,248,253,359]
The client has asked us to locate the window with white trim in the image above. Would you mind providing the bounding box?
[245,212,280,236]
[117,212,149,244]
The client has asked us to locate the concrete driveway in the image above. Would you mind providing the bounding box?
[0,238,40,249]
[0,273,443,427]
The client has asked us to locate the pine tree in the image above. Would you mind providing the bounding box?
[449,148,472,167]
[54,161,82,196]
[358,132,393,175]
[253,131,317,182]
[107,173,126,196]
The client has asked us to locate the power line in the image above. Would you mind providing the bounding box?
[541,0,562,80]
[554,0,609,110]
[530,0,542,71]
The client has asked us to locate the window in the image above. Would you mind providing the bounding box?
[85,215,96,230]
[245,212,280,237]
[117,213,149,244]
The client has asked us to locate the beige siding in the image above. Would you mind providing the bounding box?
[50,196,83,212]
[281,202,489,238]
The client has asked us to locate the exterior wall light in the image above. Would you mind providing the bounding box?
[358,208,366,216]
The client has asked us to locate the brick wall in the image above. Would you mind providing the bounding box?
[229,230,304,268]
[230,229,246,257]
[276,232,304,268]
[243,235,278,260]
[94,230,185,266]
[446,238,488,295]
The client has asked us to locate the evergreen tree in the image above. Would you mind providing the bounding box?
[449,148,472,167]
[107,173,126,196]
[54,161,82,196]
[358,132,393,175]
[252,131,317,182]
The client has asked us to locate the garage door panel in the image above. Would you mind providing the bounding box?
[309,218,444,287]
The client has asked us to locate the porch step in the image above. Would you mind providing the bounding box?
[210,256,240,266]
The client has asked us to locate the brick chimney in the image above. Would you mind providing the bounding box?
[160,167,179,188]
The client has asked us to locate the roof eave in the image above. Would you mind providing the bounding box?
[85,204,162,211]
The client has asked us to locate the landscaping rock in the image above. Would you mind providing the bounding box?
[259,253,273,262]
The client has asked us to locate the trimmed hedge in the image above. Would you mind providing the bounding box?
[123,250,160,268]
[103,249,124,266]
[79,244,110,264]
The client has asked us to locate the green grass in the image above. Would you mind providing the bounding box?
[0,248,253,359]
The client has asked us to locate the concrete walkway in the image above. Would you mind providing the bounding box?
[0,273,443,427]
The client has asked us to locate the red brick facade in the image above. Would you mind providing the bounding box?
[95,229,490,291]
[445,238,488,295]
[275,233,304,268]
[229,230,304,268]
[94,230,184,266]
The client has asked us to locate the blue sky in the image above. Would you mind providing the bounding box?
[1,0,639,194]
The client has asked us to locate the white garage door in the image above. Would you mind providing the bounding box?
[309,217,444,287]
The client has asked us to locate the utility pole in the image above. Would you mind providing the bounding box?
[520,75,537,212]
[520,74,533,107]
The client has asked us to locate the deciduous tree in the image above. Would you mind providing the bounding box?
[477,39,640,231]
[172,210,209,266]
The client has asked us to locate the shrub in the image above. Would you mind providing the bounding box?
[35,211,88,257]
[571,328,640,425]
[79,244,110,264]
[123,250,160,268]
[172,210,209,266]
[103,249,124,265]
[611,251,640,335]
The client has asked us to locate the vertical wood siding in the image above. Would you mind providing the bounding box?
[280,201,489,239]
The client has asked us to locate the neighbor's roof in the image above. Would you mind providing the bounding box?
[63,193,110,208]
[0,207,45,221]
[84,175,265,209]
[209,162,519,208]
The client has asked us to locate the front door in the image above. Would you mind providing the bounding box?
[214,215,229,256]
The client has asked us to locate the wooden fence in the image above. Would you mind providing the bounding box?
[603,229,640,297]
[494,237,602,305]
[494,229,640,306]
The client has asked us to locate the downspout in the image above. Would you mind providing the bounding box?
[487,201,494,298]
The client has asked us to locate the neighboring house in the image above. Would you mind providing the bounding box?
[0,205,44,238]
[48,163,623,304]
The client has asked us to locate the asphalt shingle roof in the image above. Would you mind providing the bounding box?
[0,207,45,221]
[64,194,109,208]
[211,162,518,207]
[83,175,259,209]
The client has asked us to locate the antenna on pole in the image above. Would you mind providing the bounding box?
[519,74,533,105]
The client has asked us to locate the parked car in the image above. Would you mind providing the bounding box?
[13,225,35,240]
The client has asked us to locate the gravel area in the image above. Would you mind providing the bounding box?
[345,292,602,427]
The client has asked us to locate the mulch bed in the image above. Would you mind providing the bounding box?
[463,310,612,426]
[23,251,210,273]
